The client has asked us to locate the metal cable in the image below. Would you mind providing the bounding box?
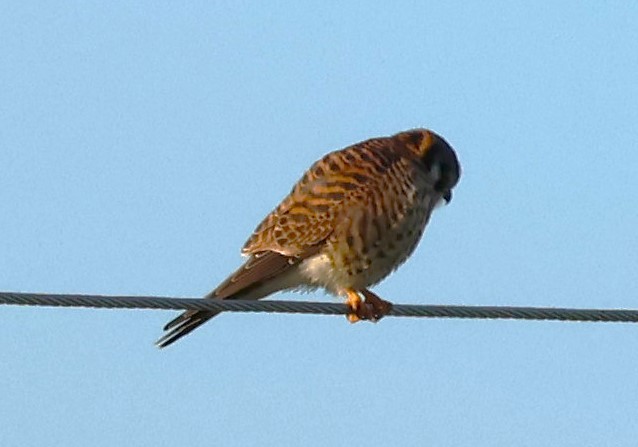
[2,291,638,323]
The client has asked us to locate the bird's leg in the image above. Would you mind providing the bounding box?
[361,289,393,321]
[345,288,392,323]
[345,289,362,323]
[345,289,371,323]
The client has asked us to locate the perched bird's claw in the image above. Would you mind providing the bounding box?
[361,289,393,321]
[347,300,375,323]
[347,312,362,323]
[345,289,393,323]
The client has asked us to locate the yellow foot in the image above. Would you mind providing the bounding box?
[344,288,393,323]
[345,289,363,323]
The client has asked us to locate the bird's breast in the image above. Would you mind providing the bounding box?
[299,182,436,295]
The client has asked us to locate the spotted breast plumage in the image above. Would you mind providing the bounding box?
[156,128,460,348]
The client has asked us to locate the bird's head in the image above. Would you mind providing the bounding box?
[397,129,461,204]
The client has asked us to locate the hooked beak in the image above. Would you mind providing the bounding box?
[443,190,452,204]
[434,190,453,210]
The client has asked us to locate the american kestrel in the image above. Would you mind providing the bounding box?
[156,129,460,348]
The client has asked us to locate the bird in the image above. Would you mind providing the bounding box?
[156,128,460,348]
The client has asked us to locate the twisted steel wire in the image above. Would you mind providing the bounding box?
[2,291,638,323]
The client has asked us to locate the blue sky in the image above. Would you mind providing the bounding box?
[1,1,638,446]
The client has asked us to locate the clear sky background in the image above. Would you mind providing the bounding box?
[1,2,637,446]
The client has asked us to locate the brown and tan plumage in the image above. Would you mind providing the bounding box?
[156,129,461,348]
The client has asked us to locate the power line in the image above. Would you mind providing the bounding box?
[2,291,638,323]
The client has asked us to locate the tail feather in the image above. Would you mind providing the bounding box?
[163,309,201,331]
[156,251,301,348]
[155,310,220,349]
